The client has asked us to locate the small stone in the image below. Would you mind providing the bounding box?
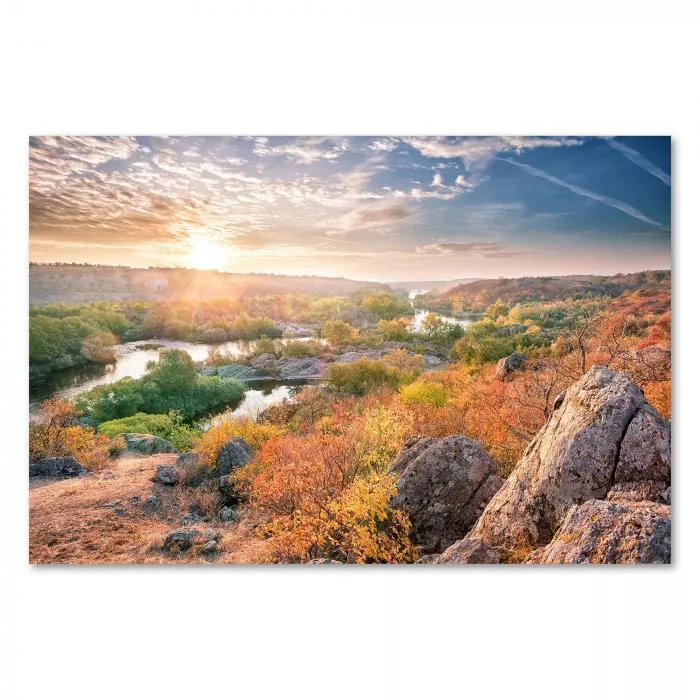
[115,508,126,516]
[129,496,140,504]
[218,506,238,522]
[154,465,178,485]
[200,540,218,555]
[103,500,120,507]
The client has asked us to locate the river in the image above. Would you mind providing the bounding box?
[29,290,474,420]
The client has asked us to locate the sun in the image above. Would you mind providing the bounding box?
[186,234,228,270]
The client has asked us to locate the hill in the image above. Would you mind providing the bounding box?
[428,270,671,309]
[29,264,390,306]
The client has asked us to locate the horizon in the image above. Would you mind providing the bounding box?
[29,136,671,279]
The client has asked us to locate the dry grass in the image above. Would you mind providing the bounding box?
[29,453,269,564]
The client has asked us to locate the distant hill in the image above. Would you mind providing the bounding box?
[29,264,390,306]
[386,278,483,293]
[429,270,671,308]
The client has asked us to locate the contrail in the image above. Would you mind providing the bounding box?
[606,138,671,186]
[498,157,670,232]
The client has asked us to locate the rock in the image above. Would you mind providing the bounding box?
[180,514,203,525]
[202,529,222,542]
[129,496,140,504]
[143,495,159,509]
[215,437,253,475]
[277,357,325,379]
[200,540,218,555]
[249,353,276,369]
[469,366,671,556]
[115,508,126,516]
[218,475,240,505]
[525,500,671,564]
[415,554,441,564]
[389,436,504,554]
[421,355,442,367]
[307,558,343,565]
[122,433,175,455]
[162,530,192,553]
[215,364,261,381]
[76,416,100,429]
[29,456,86,479]
[200,366,218,377]
[218,506,238,522]
[432,538,500,564]
[495,352,526,380]
[154,465,179,486]
[102,500,120,507]
[336,350,384,364]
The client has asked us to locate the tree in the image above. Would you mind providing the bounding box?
[81,330,118,363]
[321,320,356,346]
[145,349,197,392]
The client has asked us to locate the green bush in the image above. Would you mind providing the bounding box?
[400,381,448,407]
[75,350,246,422]
[327,359,414,396]
[98,411,201,451]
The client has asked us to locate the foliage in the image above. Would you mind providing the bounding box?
[376,318,413,342]
[81,330,118,364]
[400,380,448,407]
[75,350,246,421]
[327,358,416,396]
[321,319,357,345]
[29,399,118,471]
[360,292,413,320]
[97,411,201,451]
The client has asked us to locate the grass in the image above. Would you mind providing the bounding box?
[29,453,268,564]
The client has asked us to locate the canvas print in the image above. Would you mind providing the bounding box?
[28,136,671,564]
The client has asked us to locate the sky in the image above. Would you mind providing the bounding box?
[28,135,671,282]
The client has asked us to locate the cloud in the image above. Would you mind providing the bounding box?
[324,201,412,234]
[415,241,525,257]
[499,157,670,232]
[368,137,399,152]
[606,138,671,186]
[253,136,350,164]
[404,136,585,190]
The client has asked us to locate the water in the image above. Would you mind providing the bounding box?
[28,337,313,416]
[408,288,478,332]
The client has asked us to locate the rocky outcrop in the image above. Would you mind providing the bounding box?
[277,357,325,379]
[524,500,671,564]
[29,456,86,479]
[495,352,526,380]
[122,433,175,455]
[466,366,671,558]
[215,437,253,476]
[418,538,500,564]
[389,436,504,554]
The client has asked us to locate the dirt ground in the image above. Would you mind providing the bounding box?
[29,453,269,564]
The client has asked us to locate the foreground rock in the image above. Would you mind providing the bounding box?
[495,352,526,380]
[389,436,503,554]
[153,465,178,485]
[122,433,175,455]
[215,437,253,476]
[162,528,222,555]
[468,366,671,556]
[418,538,500,564]
[525,500,671,564]
[29,456,86,479]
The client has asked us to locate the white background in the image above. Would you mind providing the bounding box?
[1,2,698,698]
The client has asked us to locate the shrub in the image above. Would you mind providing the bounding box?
[29,398,117,471]
[321,320,357,346]
[281,339,326,358]
[193,416,285,468]
[97,411,201,451]
[327,359,410,396]
[400,380,448,407]
[81,330,118,363]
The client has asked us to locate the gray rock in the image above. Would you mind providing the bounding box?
[29,456,86,479]
[162,530,192,553]
[433,538,500,564]
[200,540,218,555]
[218,506,239,522]
[525,500,671,564]
[421,355,442,367]
[215,437,253,475]
[469,366,672,556]
[389,436,504,555]
[249,353,276,369]
[216,364,261,381]
[307,558,343,565]
[122,433,175,455]
[277,357,325,379]
[154,465,178,486]
[115,508,126,516]
[495,352,526,380]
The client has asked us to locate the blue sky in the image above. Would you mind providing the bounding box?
[29,135,671,281]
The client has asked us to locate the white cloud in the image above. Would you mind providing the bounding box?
[606,138,671,186]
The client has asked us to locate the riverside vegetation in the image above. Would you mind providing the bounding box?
[29,268,671,565]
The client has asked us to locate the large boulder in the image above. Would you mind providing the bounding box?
[29,456,86,479]
[525,500,671,564]
[122,433,175,455]
[469,366,671,556]
[277,357,325,379]
[215,437,253,476]
[389,436,504,555]
[495,352,526,380]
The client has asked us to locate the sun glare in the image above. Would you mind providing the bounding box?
[186,235,228,270]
